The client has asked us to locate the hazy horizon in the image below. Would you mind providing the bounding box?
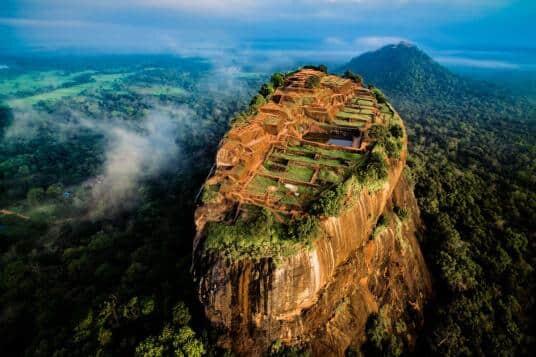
[1,1,535,71]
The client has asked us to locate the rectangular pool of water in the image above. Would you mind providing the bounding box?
[327,138,353,147]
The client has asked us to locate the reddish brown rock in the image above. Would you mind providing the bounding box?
[192,71,432,355]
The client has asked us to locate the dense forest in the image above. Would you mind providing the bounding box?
[0,46,534,356]
[0,57,263,356]
[343,43,535,356]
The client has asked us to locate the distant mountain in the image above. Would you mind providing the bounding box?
[338,42,536,120]
[339,42,469,99]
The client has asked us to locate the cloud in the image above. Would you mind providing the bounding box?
[324,36,347,47]
[354,36,411,49]
[324,0,507,5]
[435,56,519,69]
[5,0,509,22]
[2,0,519,55]
[3,103,191,217]
[3,108,43,140]
[131,0,257,14]
[88,107,185,217]
[0,17,92,28]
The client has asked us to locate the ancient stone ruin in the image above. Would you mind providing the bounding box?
[202,69,382,217]
[193,69,432,356]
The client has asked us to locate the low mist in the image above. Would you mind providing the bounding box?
[3,104,196,218]
[88,107,186,217]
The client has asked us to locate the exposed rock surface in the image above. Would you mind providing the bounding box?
[192,70,431,355]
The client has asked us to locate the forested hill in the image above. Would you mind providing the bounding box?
[340,44,535,356]
[339,42,466,98]
[340,42,535,117]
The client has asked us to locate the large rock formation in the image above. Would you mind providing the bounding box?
[192,69,431,355]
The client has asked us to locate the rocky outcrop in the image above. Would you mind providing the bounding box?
[192,70,431,355]
[194,155,431,355]
[307,174,432,354]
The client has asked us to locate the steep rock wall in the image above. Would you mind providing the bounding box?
[307,174,432,354]
[193,141,432,355]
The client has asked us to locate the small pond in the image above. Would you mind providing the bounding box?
[327,138,353,147]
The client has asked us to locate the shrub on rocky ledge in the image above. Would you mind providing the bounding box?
[305,75,321,89]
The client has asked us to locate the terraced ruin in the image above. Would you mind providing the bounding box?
[200,69,398,219]
[193,68,430,355]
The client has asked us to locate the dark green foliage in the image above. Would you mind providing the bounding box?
[270,72,285,88]
[368,124,388,141]
[135,325,205,357]
[302,64,327,73]
[404,100,534,355]
[310,183,346,217]
[46,183,63,201]
[355,46,536,355]
[26,187,45,206]
[259,82,275,97]
[204,207,320,260]
[354,152,389,185]
[340,42,468,100]
[201,184,220,204]
[433,213,480,292]
[371,87,387,103]
[250,93,267,108]
[172,301,191,326]
[204,208,303,260]
[368,124,403,159]
[287,215,320,242]
[343,70,363,84]
[383,139,402,159]
[304,75,321,89]
[363,311,405,357]
[0,104,12,135]
[270,339,311,356]
[388,124,403,138]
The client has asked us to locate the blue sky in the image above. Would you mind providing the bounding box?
[0,0,534,69]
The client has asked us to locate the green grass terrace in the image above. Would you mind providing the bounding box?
[240,139,364,212]
[333,95,377,128]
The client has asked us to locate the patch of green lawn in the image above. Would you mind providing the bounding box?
[271,152,342,167]
[333,119,365,128]
[318,168,344,183]
[6,72,130,108]
[336,111,371,121]
[0,70,93,97]
[247,175,279,195]
[285,165,314,182]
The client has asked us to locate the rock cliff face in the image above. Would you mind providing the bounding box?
[192,70,431,355]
